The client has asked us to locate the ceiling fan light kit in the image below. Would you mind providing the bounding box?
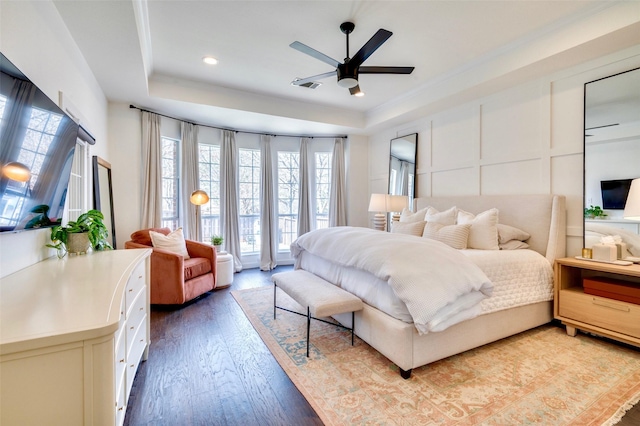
[290,21,414,95]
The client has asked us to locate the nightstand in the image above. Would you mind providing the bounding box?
[554,257,640,347]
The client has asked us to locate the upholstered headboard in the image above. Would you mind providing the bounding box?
[415,194,566,263]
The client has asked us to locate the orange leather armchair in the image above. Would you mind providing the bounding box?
[124,228,217,304]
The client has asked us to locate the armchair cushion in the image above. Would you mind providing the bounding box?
[184,258,212,280]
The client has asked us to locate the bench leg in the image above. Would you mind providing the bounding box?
[273,284,277,320]
[307,306,311,357]
[351,311,355,346]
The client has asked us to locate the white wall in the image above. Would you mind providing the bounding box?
[369,46,640,257]
[0,1,108,277]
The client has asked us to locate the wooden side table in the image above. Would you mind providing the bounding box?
[554,257,640,347]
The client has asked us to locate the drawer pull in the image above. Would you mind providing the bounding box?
[592,298,630,312]
[119,358,125,363]
[129,288,133,292]
[130,326,134,330]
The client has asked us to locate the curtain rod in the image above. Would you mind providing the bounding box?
[128,105,348,139]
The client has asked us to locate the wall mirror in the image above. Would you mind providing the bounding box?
[93,156,116,248]
[388,133,418,206]
[583,67,640,249]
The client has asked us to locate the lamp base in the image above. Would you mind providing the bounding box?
[372,213,386,231]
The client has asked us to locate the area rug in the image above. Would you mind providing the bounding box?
[232,286,640,425]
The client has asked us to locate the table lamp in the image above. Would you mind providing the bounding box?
[623,178,640,220]
[368,193,388,231]
[388,195,409,223]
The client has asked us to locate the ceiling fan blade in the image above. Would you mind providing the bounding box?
[291,71,336,86]
[290,41,341,68]
[349,29,392,68]
[359,66,414,74]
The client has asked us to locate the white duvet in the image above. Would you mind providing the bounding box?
[291,226,493,335]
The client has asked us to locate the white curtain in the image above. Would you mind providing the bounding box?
[181,122,200,240]
[329,137,347,227]
[399,160,409,197]
[297,137,312,236]
[259,135,277,270]
[220,130,242,271]
[141,111,162,229]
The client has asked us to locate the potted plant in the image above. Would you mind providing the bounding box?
[584,205,607,219]
[211,234,224,252]
[46,209,113,257]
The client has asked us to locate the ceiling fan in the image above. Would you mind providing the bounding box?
[290,22,414,96]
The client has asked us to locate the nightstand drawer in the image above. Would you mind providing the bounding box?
[559,288,640,338]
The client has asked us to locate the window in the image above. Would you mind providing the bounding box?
[198,144,221,242]
[161,137,180,230]
[66,141,89,223]
[277,151,299,251]
[314,152,331,229]
[238,148,260,253]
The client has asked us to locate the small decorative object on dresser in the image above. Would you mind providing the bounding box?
[554,257,640,347]
[46,209,113,257]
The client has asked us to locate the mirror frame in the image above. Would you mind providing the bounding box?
[92,156,116,248]
[388,133,418,203]
[583,67,640,247]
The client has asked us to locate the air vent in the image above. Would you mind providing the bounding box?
[291,78,322,89]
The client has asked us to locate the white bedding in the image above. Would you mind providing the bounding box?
[585,222,640,257]
[291,226,493,335]
[298,248,554,325]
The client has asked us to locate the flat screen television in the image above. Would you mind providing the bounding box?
[601,178,634,210]
[0,52,79,232]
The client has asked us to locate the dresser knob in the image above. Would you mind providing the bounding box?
[130,326,134,330]
[119,358,125,363]
[129,288,133,292]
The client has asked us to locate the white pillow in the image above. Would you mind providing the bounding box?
[497,223,530,244]
[425,206,457,225]
[456,208,499,250]
[500,240,530,250]
[399,207,427,223]
[422,223,470,249]
[391,221,426,236]
[149,228,190,259]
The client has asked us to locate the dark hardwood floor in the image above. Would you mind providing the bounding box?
[124,266,640,426]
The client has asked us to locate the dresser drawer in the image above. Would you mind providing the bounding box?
[126,291,147,353]
[126,318,148,397]
[125,261,146,311]
[115,376,126,426]
[559,288,640,338]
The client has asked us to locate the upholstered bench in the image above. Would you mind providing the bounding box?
[272,270,364,357]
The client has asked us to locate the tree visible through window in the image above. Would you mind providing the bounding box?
[315,152,331,229]
[238,148,260,253]
[161,137,179,230]
[198,144,220,242]
[278,151,299,251]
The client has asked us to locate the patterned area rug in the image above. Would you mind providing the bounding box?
[232,286,640,425]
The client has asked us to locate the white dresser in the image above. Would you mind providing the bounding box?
[0,248,152,426]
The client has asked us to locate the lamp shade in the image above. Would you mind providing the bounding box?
[623,178,640,220]
[368,193,388,212]
[388,195,409,213]
[2,162,31,182]
[190,189,209,206]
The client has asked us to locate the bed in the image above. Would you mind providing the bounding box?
[291,194,566,378]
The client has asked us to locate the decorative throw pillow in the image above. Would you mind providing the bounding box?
[149,227,190,259]
[422,223,471,249]
[391,221,426,236]
[456,208,500,250]
[497,223,531,244]
[499,240,530,250]
[425,206,457,225]
[399,207,427,223]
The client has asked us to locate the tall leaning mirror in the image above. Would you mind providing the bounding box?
[583,67,640,254]
[93,156,116,248]
[389,133,418,209]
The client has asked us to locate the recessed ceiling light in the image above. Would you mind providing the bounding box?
[202,56,218,65]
